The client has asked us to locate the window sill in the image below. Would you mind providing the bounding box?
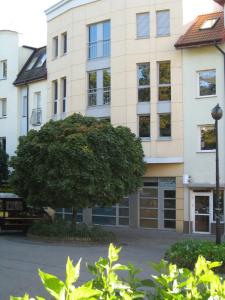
[136,36,150,40]
[157,137,172,141]
[0,78,7,81]
[140,137,151,142]
[155,34,170,38]
[60,52,68,57]
[195,95,217,99]
[196,150,216,153]
[0,116,7,119]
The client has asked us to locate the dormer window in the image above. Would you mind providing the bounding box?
[200,18,219,30]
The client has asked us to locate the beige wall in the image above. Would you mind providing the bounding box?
[46,0,184,160]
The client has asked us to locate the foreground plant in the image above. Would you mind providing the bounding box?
[10,244,225,300]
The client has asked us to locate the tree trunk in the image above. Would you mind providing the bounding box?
[72,207,77,227]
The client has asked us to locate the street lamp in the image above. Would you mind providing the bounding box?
[211,104,223,244]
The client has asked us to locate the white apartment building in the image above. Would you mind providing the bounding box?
[45,0,222,232]
[176,0,225,234]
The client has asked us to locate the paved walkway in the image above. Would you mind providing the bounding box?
[0,229,216,299]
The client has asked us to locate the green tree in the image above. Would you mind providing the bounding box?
[0,148,8,186]
[10,114,145,223]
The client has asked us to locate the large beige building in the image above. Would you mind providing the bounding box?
[45,0,221,232]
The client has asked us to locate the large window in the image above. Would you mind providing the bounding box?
[31,92,42,126]
[53,80,58,115]
[88,21,111,59]
[156,10,170,36]
[88,69,111,106]
[0,60,7,79]
[198,70,216,97]
[0,98,7,118]
[137,63,150,102]
[158,61,171,101]
[137,13,150,39]
[92,198,129,226]
[139,115,150,138]
[200,125,216,151]
[159,113,171,138]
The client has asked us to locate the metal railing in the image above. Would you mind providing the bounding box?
[88,39,111,60]
[30,108,42,126]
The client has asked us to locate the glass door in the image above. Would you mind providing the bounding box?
[193,193,212,233]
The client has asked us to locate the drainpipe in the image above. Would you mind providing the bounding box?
[26,84,29,134]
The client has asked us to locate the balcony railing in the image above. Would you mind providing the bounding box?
[88,39,111,60]
[88,87,111,106]
[30,108,42,126]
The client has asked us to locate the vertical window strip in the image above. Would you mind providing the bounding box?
[139,115,150,138]
[62,77,67,113]
[157,10,170,36]
[137,63,150,102]
[158,61,171,101]
[53,80,58,115]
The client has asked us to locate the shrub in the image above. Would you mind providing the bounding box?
[10,244,225,300]
[28,219,116,243]
[164,239,225,273]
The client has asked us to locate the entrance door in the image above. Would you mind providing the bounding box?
[193,193,212,233]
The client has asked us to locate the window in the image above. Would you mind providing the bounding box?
[198,70,216,97]
[137,63,150,102]
[156,10,170,36]
[200,125,216,151]
[159,114,171,137]
[88,69,111,106]
[55,208,83,222]
[22,96,27,117]
[200,18,218,30]
[0,137,6,152]
[31,92,42,126]
[35,53,47,68]
[158,61,171,101]
[139,115,150,138]
[26,56,38,70]
[0,60,7,79]
[52,36,58,58]
[0,98,7,117]
[88,21,111,60]
[61,32,67,55]
[137,13,150,39]
[53,80,58,114]
[61,77,67,113]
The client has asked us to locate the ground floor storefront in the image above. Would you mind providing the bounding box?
[56,163,185,233]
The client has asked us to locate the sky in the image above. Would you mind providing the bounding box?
[0,0,58,47]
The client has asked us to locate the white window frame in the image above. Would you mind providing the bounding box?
[156,10,170,37]
[0,60,7,79]
[0,98,7,118]
[137,63,150,103]
[197,69,216,98]
[34,92,41,109]
[198,124,216,153]
[136,12,150,39]
[158,113,172,139]
[138,114,151,140]
[22,95,27,117]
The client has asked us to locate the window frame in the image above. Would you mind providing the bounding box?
[61,32,67,55]
[138,114,151,139]
[61,77,67,113]
[136,12,150,39]
[53,80,58,115]
[156,10,170,37]
[0,98,7,118]
[158,61,171,102]
[159,113,172,139]
[52,36,59,59]
[137,63,150,103]
[197,69,216,98]
[0,60,7,79]
[198,124,216,152]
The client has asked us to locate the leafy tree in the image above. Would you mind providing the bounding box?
[10,114,145,222]
[0,148,8,186]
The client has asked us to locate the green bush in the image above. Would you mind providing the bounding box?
[28,219,116,243]
[10,244,225,300]
[164,239,225,272]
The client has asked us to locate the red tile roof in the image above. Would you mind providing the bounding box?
[175,11,225,49]
[214,0,225,6]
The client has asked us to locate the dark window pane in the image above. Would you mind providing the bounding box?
[140,188,158,197]
[89,72,97,89]
[159,114,171,137]
[138,88,150,102]
[159,62,170,84]
[92,216,116,225]
[201,126,216,150]
[199,70,216,96]
[140,209,158,218]
[92,207,116,216]
[195,196,209,214]
[159,86,171,101]
[138,63,150,86]
[164,210,176,219]
[164,220,176,229]
[119,208,129,217]
[143,181,158,187]
[164,199,176,209]
[195,215,209,232]
[139,115,150,138]
[119,217,129,226]
[120,198,129,207]
[103,69,111,88]
[164,190,176,198]
[140,219,158,228]
[140,198,158,208]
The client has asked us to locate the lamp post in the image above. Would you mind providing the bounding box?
[211,104,223,244]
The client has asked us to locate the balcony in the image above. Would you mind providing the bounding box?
[30,108,42,126]
[88,40,110,60]
[88,87,111,107]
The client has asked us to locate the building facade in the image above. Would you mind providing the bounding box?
[176,1,225,234]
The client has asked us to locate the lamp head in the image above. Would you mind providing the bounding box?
[211,104,223,121]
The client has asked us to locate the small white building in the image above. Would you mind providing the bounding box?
[176,1,225,234]
[0,30,33,156]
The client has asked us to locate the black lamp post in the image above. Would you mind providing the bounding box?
[211,104,223,244]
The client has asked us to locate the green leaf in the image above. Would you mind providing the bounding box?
[72,286,101,300]
[141,279,155,287]
[38,269,65,300]
[10,295,30,300]
[111,263,130,271]
[108,243,121,263]
[36,297,46,300]
[66,257,81,288]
